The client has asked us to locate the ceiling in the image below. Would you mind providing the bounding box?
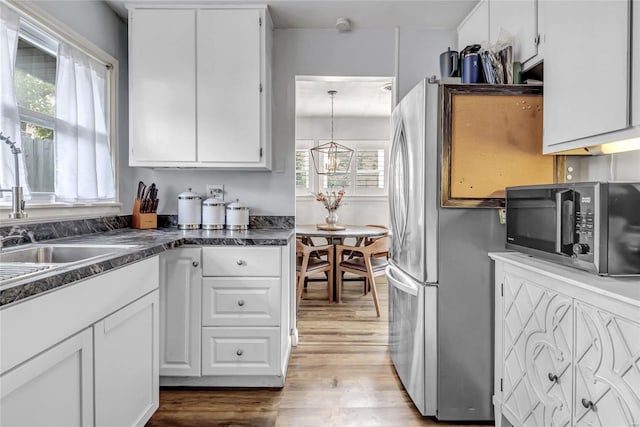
[105,0,478,29]
[296,77,393,118]
[106,0,478,117]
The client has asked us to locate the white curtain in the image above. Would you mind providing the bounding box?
[55,42,115,201]
[0,3,30,199]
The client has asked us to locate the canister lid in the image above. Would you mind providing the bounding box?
[178,188,202,200]
[203,198,225,206]
[226,199,249,211]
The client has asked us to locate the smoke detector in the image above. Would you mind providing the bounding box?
[335,17,351,32]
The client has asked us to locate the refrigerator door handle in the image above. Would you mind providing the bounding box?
[386,264,420,296]
[389,120,409,252]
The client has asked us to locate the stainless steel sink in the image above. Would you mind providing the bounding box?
[0,244,141,287]
[0,244,135,264]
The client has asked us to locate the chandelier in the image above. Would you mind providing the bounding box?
[310,90,353,175]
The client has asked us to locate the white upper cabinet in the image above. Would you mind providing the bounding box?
[128,6,272,169]
[129,9,196,163]
[458,0,540,67]
[543,0,632,153]
[458,0,489,51]
[489,0,539,65]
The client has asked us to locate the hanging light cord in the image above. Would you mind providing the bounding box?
[328,90,337,142]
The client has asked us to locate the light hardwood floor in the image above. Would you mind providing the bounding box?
[147,277,493,427]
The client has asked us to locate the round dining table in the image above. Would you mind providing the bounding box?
[295,224,389,301]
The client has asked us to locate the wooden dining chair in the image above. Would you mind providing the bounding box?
[364,224,390,259]
[335,236,389,317]
[296,238,334,311]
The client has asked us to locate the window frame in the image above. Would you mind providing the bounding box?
[296,139,389,199]
[0,0,120,221]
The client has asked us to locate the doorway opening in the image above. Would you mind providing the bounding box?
[294,75,394,321]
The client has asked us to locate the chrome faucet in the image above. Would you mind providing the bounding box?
[0,133,28,219]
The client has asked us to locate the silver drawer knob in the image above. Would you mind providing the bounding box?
[192,261,199,267]
[236,349,244,356]
[236,259,246,266]
[237,299,245,307]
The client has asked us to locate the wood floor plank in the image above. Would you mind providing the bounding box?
[147,278,493,427]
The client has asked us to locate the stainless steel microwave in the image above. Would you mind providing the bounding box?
[505,182,640,276]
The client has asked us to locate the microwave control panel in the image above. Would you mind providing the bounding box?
[573,186,596,261]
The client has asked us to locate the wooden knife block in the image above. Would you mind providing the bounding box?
[132,198,157,229]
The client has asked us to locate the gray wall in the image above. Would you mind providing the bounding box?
[27,2,458,217]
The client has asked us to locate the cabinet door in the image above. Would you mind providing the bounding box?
[0,328,93,427]
[159,248,202,376]
[94,291,159,427]
[129,8,196,164]
[458,0,489,51]
[197,9,263,165]
[574,301,640,426]
[543,0,630,150]
[501,270,572,426]
[489,0,538,64]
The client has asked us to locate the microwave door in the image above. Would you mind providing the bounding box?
[556,189,576,256]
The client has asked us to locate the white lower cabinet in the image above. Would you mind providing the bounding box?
[0,257,160,427]
[94,290,159,427]
[159,247,202,376]
[159,243,292,387]
[0,329,94,427]
[491,253,640,427]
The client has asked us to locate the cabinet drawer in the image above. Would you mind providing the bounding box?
[202,278,280,326]
[201,327,280,376]
[202,247,280,276]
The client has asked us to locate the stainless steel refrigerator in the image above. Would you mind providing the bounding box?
[386,78,505,421]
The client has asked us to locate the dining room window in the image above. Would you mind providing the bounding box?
[296,139,388,197]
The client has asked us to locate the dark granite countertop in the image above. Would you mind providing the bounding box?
[0,227,294,308]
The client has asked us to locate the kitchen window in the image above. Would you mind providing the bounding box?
[296,139,388,197]
[1,2,118,218]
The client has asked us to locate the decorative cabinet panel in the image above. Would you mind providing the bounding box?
[159,248,202,377]
[574,302,640,426]
[501,271,572,427]
[492,253,640,427]
[128,6,272,169]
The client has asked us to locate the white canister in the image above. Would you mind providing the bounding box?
[226,199,249,230]
[177,188,202,230]
[202,198,225,230]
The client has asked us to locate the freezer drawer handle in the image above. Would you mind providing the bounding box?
[385,265,419,296]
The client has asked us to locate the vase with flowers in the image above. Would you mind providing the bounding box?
[312,187,346,228]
